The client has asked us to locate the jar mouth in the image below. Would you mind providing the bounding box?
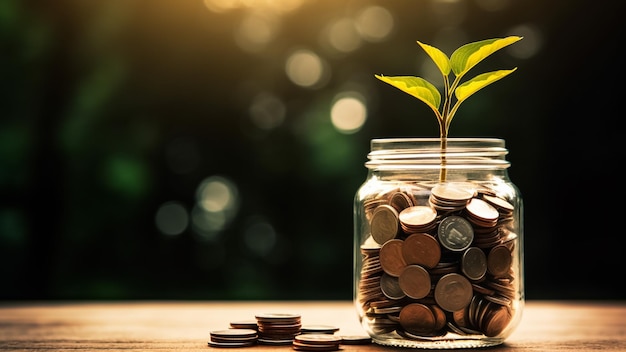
[366,138,510,170]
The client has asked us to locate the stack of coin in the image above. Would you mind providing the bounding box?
[357,181,519,340]
[398,206,438,234]
[429,183,474,212]
[208,328,258,348]
[255,313,302,345]
[451,295,512,337]
[293,334,342,351]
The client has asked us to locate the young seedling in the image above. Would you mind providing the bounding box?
[375,36,523,182]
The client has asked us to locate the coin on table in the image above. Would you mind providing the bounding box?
[402,233,441,269]
[434,273,473,312]
[487,244,512,277]
[398,264,431,299]
[295,334,342,344]
[461,247,487,281]
[229,320,258,330]
[300,325,340,334]
[209,328,258,346]
[293,334,342,351]
[370,204,399,244]
[437,215,474,252]
[379,239,407,277]
[340,335,372,345]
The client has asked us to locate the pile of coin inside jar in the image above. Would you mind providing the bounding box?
[358,182,518,339]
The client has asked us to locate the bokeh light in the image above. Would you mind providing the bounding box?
[326,18,362,53]
[285,49,329,88]
[355,5,395,42]
[193,175,239,239]
[506,24,543,59]
[155,201,189,236]
[234,13,279,53]
[243,217,277,258]
[249,91,286,131]
[330,93,368,134]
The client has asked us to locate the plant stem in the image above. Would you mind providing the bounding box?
[439,129,447,183]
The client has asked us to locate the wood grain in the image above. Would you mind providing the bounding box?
[0,300,624,351]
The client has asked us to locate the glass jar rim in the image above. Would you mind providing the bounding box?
[366,137,510,170]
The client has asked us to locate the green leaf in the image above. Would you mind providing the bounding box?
[375,75,441,114]
[454,68,517,103]
[417,41,450,76]
[450,36,522,77]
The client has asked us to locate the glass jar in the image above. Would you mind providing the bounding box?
[353,138,524,349]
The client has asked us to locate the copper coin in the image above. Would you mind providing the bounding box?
[398,264,431,299]
[399,206,437,227]
[482,305,512,337]
[434,273,473,312]
[437,215,474,252]
[370,204,399,245]
[429,304,447,331]
[399,303,436,334]
[482,194,514,212]
[487,244,512,277]
[390,191,414,212]
[466,198,499,221]
[430,183,474,202]
[379,239,407,277]
[461,247,487,281]
[402,233,441,269]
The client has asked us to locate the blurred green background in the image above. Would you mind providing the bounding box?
[1,0,623,300]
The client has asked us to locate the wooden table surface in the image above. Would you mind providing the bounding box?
[0,300,624,351]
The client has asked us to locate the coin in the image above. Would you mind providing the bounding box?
[482,194,514,212]
[340,335,372,345]
[379,239,407,277]
[430,183,474,202]
[461,247,487,281]
[295,334,342,344]
[398,264,431,299]
[466,198,499,222]
[380,273,406,300]
[390,191,414,212]
[482,304,512,337]
[399,206,437,228]
[300,325,340,334]
[402,233,441,269]
[399,303,436,334]
[437,215,474,251]
[434,273,473,312]
[293,334,342,351]
[370,204,399,244]
[229,320,258,330]
[487,244,512,277]
[210,329,258,338]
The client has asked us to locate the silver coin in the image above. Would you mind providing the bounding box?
[461,247,487,281]
[380,273,406,300]
[438,216,474,251]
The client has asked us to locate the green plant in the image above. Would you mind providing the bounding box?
[375,36,523,182]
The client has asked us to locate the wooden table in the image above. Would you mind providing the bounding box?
[0,300,624,351]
